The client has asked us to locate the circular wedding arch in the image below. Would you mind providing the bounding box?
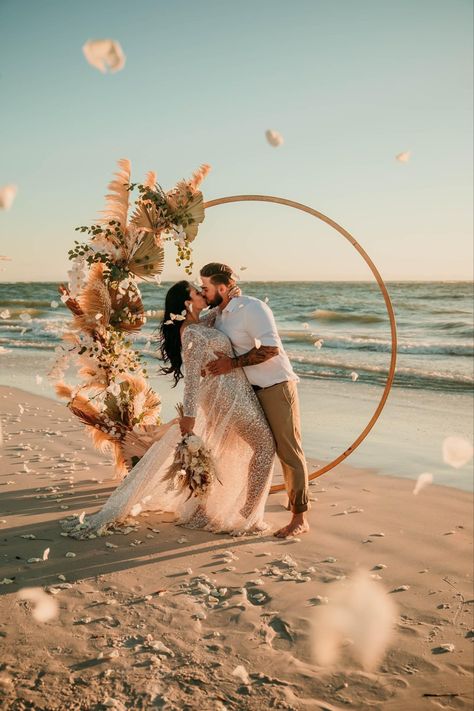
[203,194,398,494]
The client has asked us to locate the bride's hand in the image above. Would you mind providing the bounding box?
[179,416,195,436]
[228,285,242,299]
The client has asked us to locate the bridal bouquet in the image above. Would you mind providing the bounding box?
[164,407,221,499]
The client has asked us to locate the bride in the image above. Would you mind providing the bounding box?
[62,281,276,537]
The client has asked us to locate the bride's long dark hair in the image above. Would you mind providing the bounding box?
[159,280,191,387]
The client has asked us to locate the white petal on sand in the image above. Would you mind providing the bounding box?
[65,552,76,558]
[265,129,284,147]
[413,472,433,495]
[42,547,50,561]
[350,371,359,381]
[391,585,410,592]
[232,665,250,684]
[0,185,18,211]
[17,587,59,622]
[438,643,455,652]
[130,503,142,517]
[396,151,411,163]
[311,570,397,671]
[442,435,473,469]
[82,39,126,73]
[78,512,85,524]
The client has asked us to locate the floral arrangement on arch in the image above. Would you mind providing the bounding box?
[50,159,210,477]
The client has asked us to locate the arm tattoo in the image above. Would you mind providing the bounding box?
[231,345,279,368]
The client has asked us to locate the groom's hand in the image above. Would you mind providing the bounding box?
[207,350,234,376]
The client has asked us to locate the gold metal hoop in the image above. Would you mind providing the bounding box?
[203,195,398,493]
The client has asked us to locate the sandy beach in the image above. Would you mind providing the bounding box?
[0,385,472,710]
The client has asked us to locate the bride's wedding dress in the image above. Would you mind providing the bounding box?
[62,323,275,537]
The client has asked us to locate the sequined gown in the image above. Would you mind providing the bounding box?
[62,323,276,537]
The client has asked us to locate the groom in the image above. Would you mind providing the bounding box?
[199,262,310,539]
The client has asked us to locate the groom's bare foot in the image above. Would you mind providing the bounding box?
[273,513,309,538]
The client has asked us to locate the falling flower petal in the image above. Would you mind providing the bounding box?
[311,571,397,671]
[82,39,126,74]
[442,436,473,469]
[350,372,359,382]
[35,375,43,385]
[19,312,31,322]
[42,547,50,561]
[396,151,411,163]
[0,185,18,211]
[413,472,433,495]
[17,587,59,622]
[50,300,59,309]
[254,338,261,350]
[0,309,10,319]
[302,323,309,329]
[265,129,284,147]
[314,339,323,349]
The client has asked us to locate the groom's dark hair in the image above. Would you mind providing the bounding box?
[200,262,235,286]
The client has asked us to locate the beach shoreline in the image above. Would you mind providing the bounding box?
[0,385,472,710]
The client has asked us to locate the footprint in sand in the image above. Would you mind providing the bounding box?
[244,585,271,606]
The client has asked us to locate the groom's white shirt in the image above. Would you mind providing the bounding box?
[214,295,298,388]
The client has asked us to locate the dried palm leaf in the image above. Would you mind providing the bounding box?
[99,158,131,229]
[128,232,165,278]
[74,263,111,332]
[182,191,205,242]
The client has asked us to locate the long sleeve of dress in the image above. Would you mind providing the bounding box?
[182,326,207,418]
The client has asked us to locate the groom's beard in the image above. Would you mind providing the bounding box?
[207,293,223,307]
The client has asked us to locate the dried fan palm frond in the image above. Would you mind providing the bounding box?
[129,201,163,235]
[99,158,131,228]
[182,191,205,242]
[128,232,165,278]
[74,263,112,333]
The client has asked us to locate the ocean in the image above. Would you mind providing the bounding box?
[0,280,473,393]
[0,280,472,491]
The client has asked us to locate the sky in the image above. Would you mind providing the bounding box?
[0,0,472,282]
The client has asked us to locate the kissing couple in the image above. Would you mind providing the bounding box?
[62,263,310,540]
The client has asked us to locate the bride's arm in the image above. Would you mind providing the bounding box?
[180,327,206,433]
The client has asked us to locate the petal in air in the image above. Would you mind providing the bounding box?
[265,129,284,147]
[442,435,473,469]
[82,39,126,74]
[0,185,18,211]
[413,472,433,495]
[396,151,411,163]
